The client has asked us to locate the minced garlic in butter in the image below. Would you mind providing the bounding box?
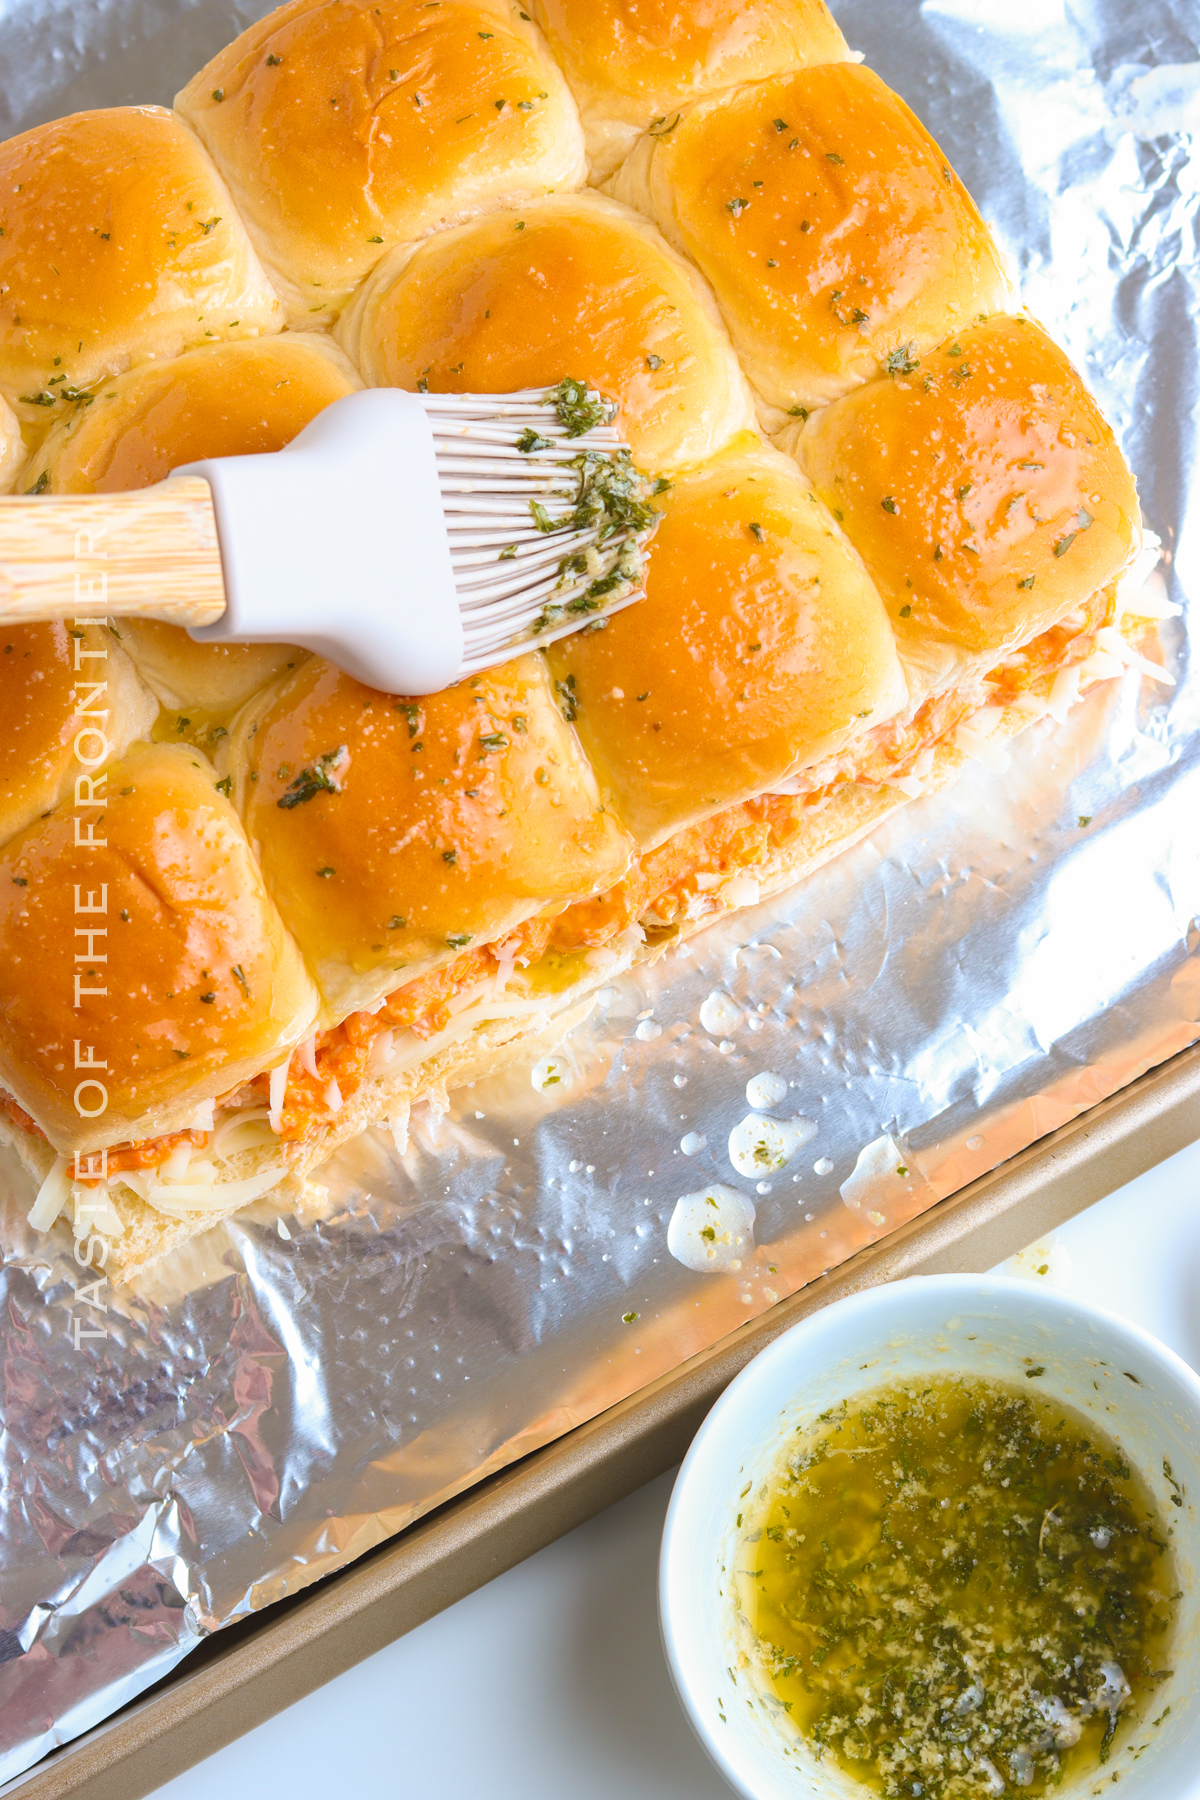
[736,1375,1178,1797]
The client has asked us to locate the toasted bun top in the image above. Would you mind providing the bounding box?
[176,0,586,321]
[340,193,753,467]
[529,0,849,180]
[42,334,361,493]
[546,432,907,848]
[0,742,319,1154]
[228,654,634,1017]
[796,315,1141,705]
[614,64,1012,416]
[0,624,158,851]
[0,107,281,417]
[39,335,362,717]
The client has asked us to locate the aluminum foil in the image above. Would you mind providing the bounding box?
[1,0,1198,1783]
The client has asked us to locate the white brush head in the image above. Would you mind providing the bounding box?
[425,380,663,675]
[176,381,661,696]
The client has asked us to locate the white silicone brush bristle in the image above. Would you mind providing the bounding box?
[425,380,663,674]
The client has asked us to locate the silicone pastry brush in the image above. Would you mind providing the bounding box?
[0,379,662,694]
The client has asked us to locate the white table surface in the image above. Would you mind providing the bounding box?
[149,1132,1200,1800]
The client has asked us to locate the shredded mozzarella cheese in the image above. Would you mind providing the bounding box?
[73,1185,125,1238]
[1095,626,1176,685]
[721,875,761,908]
[954,722,1012,772]
[1076,649,1126,687]
[268,1054,292,1135]
[1046,663,1082,724]
[28,1155,72,1232]
[211,1108,276,1161]
[132,1164,287,1217]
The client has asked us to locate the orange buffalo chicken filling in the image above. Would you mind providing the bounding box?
[5,591,1147,1181]
[245,789,805,1141]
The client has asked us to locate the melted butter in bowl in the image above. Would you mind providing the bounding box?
[736,1373,1178,1797]
[660,1277,1200,1800]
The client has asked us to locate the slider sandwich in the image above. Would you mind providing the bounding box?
[0,0,1171,1276]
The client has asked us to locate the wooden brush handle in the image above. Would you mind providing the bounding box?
[0,477,226,627]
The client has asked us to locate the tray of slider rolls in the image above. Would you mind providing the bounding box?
[0,0,1195,1787]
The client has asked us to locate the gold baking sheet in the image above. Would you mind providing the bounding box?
[8,1039,1198,1800]
[1,1,1197,1787]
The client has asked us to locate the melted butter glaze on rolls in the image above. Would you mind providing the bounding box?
[795,315,1142,706]
[177,0,586,324]
[546,433,907,849]
[614,63,1011,417]
[41,334,361,495]
[0,743,319,1155]
[0,624,158,849]
[228,654,634,1018]
[39,335,364,716]
[340,193,753,467]
[0,0,1152,1268]
[0,393,24,492]
[528,0,849,182]
[114,630,305,731]
[0,107,281,421]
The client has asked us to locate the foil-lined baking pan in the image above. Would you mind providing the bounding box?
[1,0,1197,1783]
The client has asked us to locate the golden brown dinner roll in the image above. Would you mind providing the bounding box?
[0,107,281,421]
[36,333,364,717]
[340,192,753,467]
[614,63,1012,418]
[545,432,907,849]
[0,742,320,1155]
[41,334,362,495]
[795,315,1142,705]
[0,623,159,849]
[111,628,306,730]
[528,0,850,182]
[0,393,24,492]
[227,654,634,1018]
[177,0,586,325]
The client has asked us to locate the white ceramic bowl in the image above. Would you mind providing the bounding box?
[660,1274,1200,1800]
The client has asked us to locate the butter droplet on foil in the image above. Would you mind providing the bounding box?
[699,989,742,1035]
[839,1134,917,1213]
[680,1132,707,1155]
[531,1056,571,1094]
[745,1070,788,1109]
[635,1018,662,1041]
[814,1156,834,1176]
[667,1185,755,1274]
[728,1113,817,1177]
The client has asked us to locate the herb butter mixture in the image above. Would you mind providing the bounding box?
[737,1376,1178,1797]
